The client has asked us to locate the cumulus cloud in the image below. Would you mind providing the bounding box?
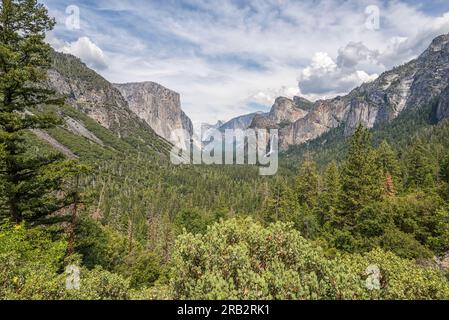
[298,51,378,97]
[376,8,449,67]
[251,86,300,105]
[337,42,380,69]
[61,37,108,70]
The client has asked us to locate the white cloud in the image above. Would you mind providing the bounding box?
[251,86,300,105]
[302,52,338,78]
[337,42,380,69]
[61,37,108,70]
[376,6,449,66]
[298,51,378,97]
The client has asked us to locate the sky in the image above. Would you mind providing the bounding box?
[42,0,449,127]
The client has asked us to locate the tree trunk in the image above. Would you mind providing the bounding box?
[9,199,21,224]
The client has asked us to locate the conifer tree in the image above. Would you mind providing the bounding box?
[375,141,401,196]
[405,138,435,189]
[441,150,449,200]
[376,140,401,178]
[263,177,297,224]
[0,0,81,223]
[319,160,341,224]
[440,150,449,184]
[340,125,382,224]
[296,160,319,209]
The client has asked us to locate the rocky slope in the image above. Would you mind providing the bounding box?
[44,51,172,156]
[114,82,194,147]
[255,33,449,150]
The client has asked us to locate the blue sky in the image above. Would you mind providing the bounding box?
[42,0,449,126]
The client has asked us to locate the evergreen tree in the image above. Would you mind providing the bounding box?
[440,150,449,201]
[263,177,297,224]
[405,138,435,190]
[340,125,382,224]
[0,0,81,223]
[375,141,401,196]
[376,140,401,178]
[441,150,449,184]
[319,160,341,225]
[295,160,319,209]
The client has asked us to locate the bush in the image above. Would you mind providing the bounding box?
[344,249,449,299]
[169,218,449,300]
[116,251,163,289]
[74,218,128,270]
[75,217,163,288]
[0,224,131,300]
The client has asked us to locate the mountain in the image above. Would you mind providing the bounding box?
[41,51,173,160]
[218,112,263,132]
[114,82,194,147]
[250,96,311,130]
[201,120,225,141]
[202,120,225,132]
[43,33,449,157]
[278,33,449,150]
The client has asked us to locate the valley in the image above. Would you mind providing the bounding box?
[1,0,449,301]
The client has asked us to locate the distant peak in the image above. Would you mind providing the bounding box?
[431,33,449,45]
[202,120,224,129]
[420,33,449,58]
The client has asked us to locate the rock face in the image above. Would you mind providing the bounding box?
[46,68,131,134]
[437,84,449,121]
[275,33,449,150]
[115,82,194,144]
[250,96,310,130]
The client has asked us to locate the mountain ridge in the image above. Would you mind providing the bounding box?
[40,50,174,159]
[218,112,264,132]
[221,33,449,151]
[250,96,311,130]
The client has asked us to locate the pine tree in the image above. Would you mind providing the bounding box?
[319,160,341,225]
[376,141,400,177]
[441,150,449,184]
[376,141,401,196]
[0,0,82,223]
[296,160,319,209]
[405,138,435,190]
[441,150,449,200]
[340,125,382,224]
[263,177,297,224]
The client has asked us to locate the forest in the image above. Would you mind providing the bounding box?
[1,0,449,300]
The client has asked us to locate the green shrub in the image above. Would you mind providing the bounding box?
[0,224,130,300]
[170,218,449,300]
